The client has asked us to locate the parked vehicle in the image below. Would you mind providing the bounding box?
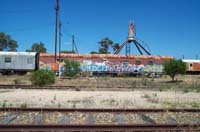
[0,52,39,75]
[182,59,200,74]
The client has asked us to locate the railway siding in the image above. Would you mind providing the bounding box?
[0,108,200,125]
[0,108,200,131]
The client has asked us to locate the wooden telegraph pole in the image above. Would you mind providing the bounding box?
[54,0,59,62]
[58,21,62,77]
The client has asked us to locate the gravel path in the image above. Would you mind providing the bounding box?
[0,89,199,108]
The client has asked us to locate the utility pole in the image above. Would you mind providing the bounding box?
[54,0,59,62]
[72,35,75,53]
[59,21,62,61]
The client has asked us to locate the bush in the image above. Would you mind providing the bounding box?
[13,78,21,84]
[30,69,55,86]
[163,59,186,82]
[63,59,81,77]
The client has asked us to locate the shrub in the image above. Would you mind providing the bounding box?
[63,59,81,77]
[20,103,27,108]
[13,78,21,84]
[30,69,55,86]
[2,101,6,108]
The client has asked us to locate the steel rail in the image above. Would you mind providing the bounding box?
[0,84,139,89]
[0,107,200,113]
[0,124,199,132]
[0,84,74,89]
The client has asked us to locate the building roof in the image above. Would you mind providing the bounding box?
[40,53,173,59]
[182,59,200,63]
[0,51,37,56]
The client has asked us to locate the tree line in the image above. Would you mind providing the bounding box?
[0,32,47,53]
[0,32,119,54]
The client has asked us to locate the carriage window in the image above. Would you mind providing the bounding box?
[102,58,107,62]
[122,60,128,64]
[190,64,193,67]
[57,58,64,62]
[135,60,141,65]
[5,57,11,63]
[122,60,128,63]
[147,61,153,65]
[27,58,33,64]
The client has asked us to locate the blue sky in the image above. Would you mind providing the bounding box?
[1,0,200,59]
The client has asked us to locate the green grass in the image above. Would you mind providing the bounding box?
[0,90,11,93]
[183,85,200,93]
[20,103,27,108]
[190,102,200,108]
[162,101,180,108]
[0,74,200,92]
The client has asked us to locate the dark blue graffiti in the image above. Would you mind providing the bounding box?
[81,60,163,74]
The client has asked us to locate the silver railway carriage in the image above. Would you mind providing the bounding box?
[0,52,39,75]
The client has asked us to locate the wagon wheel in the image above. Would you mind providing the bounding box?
[2,71,12,75]
[16,71,27,75]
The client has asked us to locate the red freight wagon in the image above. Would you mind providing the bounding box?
[39,53,172,65]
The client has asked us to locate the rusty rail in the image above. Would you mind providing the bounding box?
[0,124,199,132]
[0,107,200,113]
[0,84,146,89]
[0,84,75,89]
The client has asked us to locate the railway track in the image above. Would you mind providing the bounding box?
[0,84,78,89]
[0,124,199,132]
[0,84,139,90]
[0,108,200,131]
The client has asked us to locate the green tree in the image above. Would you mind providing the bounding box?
[26,42,46,53]
[90,51,99,54]
[30,69,55,86]
[64,59,81,77]
[98,37,113,54]
[60,50,75,53]
[163,59,186,81]
[0,32,18,51]
[112,43,120,52]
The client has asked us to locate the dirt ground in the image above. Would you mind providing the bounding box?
[0,74,200,109]
[0,89,199,108]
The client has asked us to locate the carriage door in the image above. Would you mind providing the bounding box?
[189,63,193,71]
[27,57,35,70]
[4,56,11,69]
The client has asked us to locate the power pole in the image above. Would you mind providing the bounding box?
[59,21,62,61]
[182,55,184,59]
[54,0,59,62]
[72,35,75,53]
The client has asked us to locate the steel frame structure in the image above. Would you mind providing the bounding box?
[114,22,151,56]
